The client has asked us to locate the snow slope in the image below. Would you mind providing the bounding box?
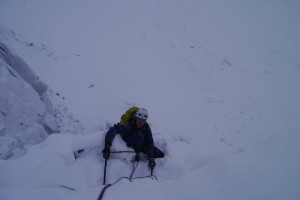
[1,0,300,199]
[0,128,299,200]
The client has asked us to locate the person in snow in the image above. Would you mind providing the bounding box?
[102,108,164,169]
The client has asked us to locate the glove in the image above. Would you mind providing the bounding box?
[148,158,156,169]
[102,145,111,159]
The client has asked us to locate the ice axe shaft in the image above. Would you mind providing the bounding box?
[103,158,108,185]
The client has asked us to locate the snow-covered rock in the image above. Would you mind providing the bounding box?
[0,41,82,159]
[0,58,46,159]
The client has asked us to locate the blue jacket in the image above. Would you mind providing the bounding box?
[105,121,154,158]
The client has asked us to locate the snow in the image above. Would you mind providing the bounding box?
[1,0,300,199]
[0,57,48,158]
[0,41,82,159]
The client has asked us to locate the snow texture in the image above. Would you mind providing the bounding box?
[0,41,82,159]
[0,0,300,199]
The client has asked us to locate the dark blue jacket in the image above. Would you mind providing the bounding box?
[105,121,154,158]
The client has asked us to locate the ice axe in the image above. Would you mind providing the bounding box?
[103,158,108,185]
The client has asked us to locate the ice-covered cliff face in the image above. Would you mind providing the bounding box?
[0,60,48,159]
[0,42,81,160]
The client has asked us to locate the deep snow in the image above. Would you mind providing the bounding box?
[0,0,300,199]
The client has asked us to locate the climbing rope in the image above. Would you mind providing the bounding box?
[98,154,157,200]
